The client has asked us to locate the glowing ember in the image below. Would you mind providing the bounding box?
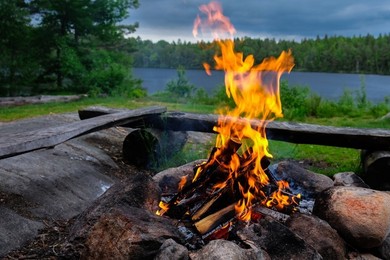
[157,1,300,224]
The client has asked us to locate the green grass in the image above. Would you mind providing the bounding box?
[1,96,388,176]
[268,141,361,176]
[302,116,390,129]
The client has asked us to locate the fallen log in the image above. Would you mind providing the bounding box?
[0,106,166,159]
[79,107,390,151]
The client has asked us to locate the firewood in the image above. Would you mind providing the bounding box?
[191,186,235,221]
[252,205,290,222]
[194,203,236,235]
[191,192,222,221]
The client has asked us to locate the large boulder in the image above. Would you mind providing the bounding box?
[313,186,390,248]
[268,160,334,199]
[286,213,347,259]
[189,239,265,260]
[0,114,119,257]
[82,207,183,259]
[236,218,322,260]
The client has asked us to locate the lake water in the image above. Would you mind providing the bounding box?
[133,68,390,103]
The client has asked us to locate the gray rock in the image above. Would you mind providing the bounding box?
[268,161,334,199]
[70,171,162,240]
[313,186,390,248]
[189,239,265,260]
[286,213,347,259]
[82,207,183,259]
[347,252,383,260]
[237,219,322,260]
[333,172,369,188]
[375,233,390,260]
[155,238,189,260]
[0,114,126,256]
[0,207,44,256]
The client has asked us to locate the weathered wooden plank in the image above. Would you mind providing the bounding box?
[78,107,390,151]
[0,106,167,159]
[159,112,390,151]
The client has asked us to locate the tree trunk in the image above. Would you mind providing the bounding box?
[56,46,63,89]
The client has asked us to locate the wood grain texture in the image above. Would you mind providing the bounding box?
[0,106,166,159]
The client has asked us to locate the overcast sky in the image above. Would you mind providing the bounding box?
[125,0,390,42]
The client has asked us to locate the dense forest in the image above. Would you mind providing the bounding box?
[1,0,390,97]
[0,0,144,97]
[129,34,390,75]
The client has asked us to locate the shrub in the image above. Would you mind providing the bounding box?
[81,49,146,98]
[165,66,195,100]
[191,88,214,105]
[337,88,356,116]
[280,80,310,119]
[369,100,390,118]
[306,93,322,117]
[211,84,235,108]
[316,100,340,118]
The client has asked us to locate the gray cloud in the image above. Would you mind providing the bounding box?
[125,0,390,42]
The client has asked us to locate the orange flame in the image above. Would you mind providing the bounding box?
[156,201,169,216]
[194,1,295,221]
[193,1,236,40]
[178,176,187,191]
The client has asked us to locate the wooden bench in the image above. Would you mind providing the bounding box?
[1,105,389,163]
[0,106,166,159]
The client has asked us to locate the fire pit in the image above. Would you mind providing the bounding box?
[3,1,390,259]
[156,0,300,246]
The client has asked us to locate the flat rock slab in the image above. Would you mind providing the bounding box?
[0,114,122,257]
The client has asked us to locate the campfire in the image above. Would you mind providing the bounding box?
[157,1,301,243]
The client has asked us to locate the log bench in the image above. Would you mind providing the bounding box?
[78,106,390,151]
[2,105,389,159]
[0,106,166,160]
[79,106,390,190]
[1,105,389,189]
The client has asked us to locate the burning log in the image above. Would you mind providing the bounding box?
[157,137,300,240]
[194,203,236,235]
[157,1,301,240]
